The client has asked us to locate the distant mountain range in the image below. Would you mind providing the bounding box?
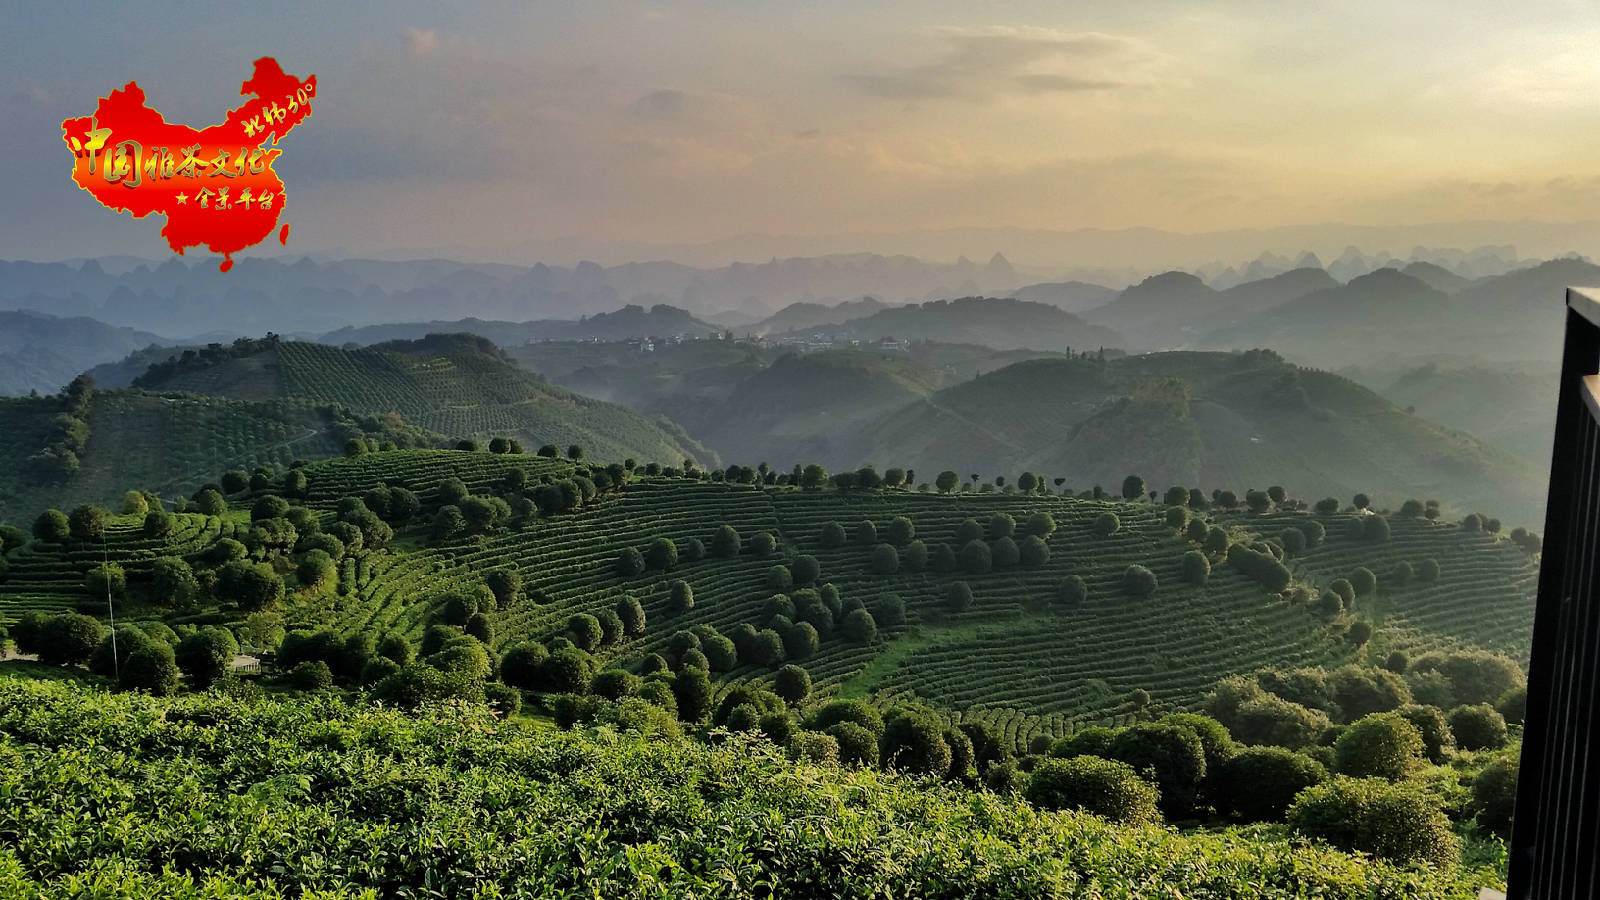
[766,297,1123,352]
[321,304,723,347]
[0,310,165,396]
[0,242,1536,339]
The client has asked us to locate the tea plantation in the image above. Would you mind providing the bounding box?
[0,448,1537,750]
[0,677,1500,899]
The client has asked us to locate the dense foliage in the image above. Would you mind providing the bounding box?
[0,679,1496,899]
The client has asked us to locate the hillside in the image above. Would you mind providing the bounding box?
[685,351,943,465]
[1377,364,1557,466]
[0,386,451,524]
[744,297,889,335]
[1198,269,1460,368]
[320,303,722,346]
[0,448,1536,739]
[130,333,710,467]
[0,678,1491,898]
[1083,269,1339,351]
[1401,261,1471,293]
[1201,260,1596,370]
[844,350,1546,527]
[0,310,165,396]
[780,297,1124,352]
[1009,280,1120,312]
[1083,271,1220,349]
[507,338,777,425]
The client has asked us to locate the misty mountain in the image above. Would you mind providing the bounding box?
[836,350,1544,527]
[1377,363,1557,466]
[319,304,722,347]
[0,252,1031,338]
[1007,280,1120,312]
[778,297,1123,352]
[1081,271,1221,349]
[740,297,890,335]
[1216,267,1340,313]
[0,310,166,396]
[1399,261,1471,294]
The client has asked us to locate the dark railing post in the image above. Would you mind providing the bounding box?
[1508,288,1600,898]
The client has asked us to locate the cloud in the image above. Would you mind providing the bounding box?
[1472,51,1600,110]
[844,26,1169,102]
[404,27,438,58]
[631,88,687,119]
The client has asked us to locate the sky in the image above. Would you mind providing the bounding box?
[7,0,1600,266]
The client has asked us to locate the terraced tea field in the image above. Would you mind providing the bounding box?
[1,449,1536,750]
[138,337,705,468]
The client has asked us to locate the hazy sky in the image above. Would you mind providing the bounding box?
[7,0,1600,264]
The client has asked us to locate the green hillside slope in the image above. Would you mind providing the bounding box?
[1,449,1536,748]
[0,391,383,524]
[507,339,775,424]
[1377,364,1557,466]
[688,351,943,464]
[846,350,1545,527]
[132,334,709,467]
[784,297,1124,352]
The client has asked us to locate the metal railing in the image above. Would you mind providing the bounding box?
[1507,287,1600,898]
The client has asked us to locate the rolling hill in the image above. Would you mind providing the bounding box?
[128,333,711,468]
[0,310,166,396]
[1082,271,1220,349]
[842,350,1545,527]
[742,297,890,335]
[1199,259,1597,371]
[1008,280,1120,312]
[1086,268,1343,352]
[320,303,722,347]
[505,338,776,425]
[0,390,418,524]
[777,297,1123,352]
[1377,364,1557,466]
[684,351,943,466]
[1197,269,1459,368]
[0,447,1536,743]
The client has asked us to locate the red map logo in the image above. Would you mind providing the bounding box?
[61,57,317,273]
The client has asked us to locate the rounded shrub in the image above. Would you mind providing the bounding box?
[842,609,878,644]
[1038,578,1083,615]
[1108,722,1208,818]
[1416,559,1440,582]
[818,522,846,548]
[1025,756,1161,825]
[1093,512,1120,536]
[774,664,812,704]
[616,547,645,576]
[1333,713,1424,781]
[959,540,992,574]
[1448,704,1509,751]
[289,660,333,691]
[870,543,900,576]
[666,579,695,616]
[1469,757,1518,835]
[1049,726,1119,760]
[1122,564,1158,598]
[1180,550,1210,586]
[827,721,879,766]
[790,731,840,766]
[1287,777,1459,867]
[1215,747,1327,823]
[946,581,974,613]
